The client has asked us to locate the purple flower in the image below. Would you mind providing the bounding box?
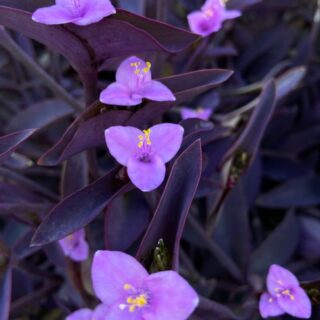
[259,265,312,319]
[105,123,184,192]
[59,229,89,262]
[66,304,109,320]
[181,107,212,120]
[32,0,116,26]
[99,56,176,107]
[92,250,199,320]
[187,0,241,36]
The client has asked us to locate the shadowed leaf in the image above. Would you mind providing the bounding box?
[136,140,202,270]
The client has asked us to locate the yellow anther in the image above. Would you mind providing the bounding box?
[129,305,136,312]
[143,61,152,73]
[127,294,148,312]
[204,8,213,17]
[138,129,152,148]
[281,289,295,301]
[134,69,141,75]
[124,284,133,291]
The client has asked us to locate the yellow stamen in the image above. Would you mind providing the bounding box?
[143,61,152,73]
[138,129,152,148]
[124,284,133,291]
[281,289,295,301]
[126,294,148,312]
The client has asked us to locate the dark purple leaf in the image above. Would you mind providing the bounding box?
[60,153,89,198]
[223,81,276,163]
[194,296,239,320]
[257,175,320,208]
[31,167,132,246]
[249,211,299,274]
[136,140,202,270]
[38,110,132,165]
[5,99,73,132]
[0,6,92,77]
[159,69,233,104]
[214,181,250,271]
[0,129,36,163]
[104,190,151,251]
[0,265,12,320]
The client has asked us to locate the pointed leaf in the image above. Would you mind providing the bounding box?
[249,211,299,274]
[0,129,36,163]
[31,167,132,246]
[257,175,320,208]
[136,140,202,270]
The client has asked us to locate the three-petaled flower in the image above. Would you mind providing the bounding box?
[105,123,184,192]
[32,0,116,26]
[92,250,199,320]
[181,107,212,120]
[66,304,109,320]
[100,56,176,106]
[59,229,89,262]
[259,264,312,319]
[187,0,241,36]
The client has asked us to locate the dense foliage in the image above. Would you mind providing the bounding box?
[0,0,319,319]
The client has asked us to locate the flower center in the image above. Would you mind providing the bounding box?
[138,129,152,148]
[137,129,152,162]
[273,281,295,301]
[130,61,152,76]
[204,8,214,18]
[119,283,149,313]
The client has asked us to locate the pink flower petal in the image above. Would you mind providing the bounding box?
[127,154,166,192]
[100,82,142,107]
[66,308,93,320]
[259,293,284,319]
[278,287,312,319]
[74,0,116,26]
[102,303,141,320]
[143,271,199,320]
[92,251,148,305]
[181,107,212,120]
[32,5,77,25]
[105,126,142,166]
[116,56,152,91]
[93,304,110,320]
[267,265,299,296]
[149,123,184,163]
[68,238,89,262]
[59,229,89,262]
[222,9,241,21]
[138,80,176,102]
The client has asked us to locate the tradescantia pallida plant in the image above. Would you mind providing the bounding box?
[0,0,320,319]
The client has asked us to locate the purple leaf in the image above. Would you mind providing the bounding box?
[249,211,299,274]
[31,167,132,246]
[104,190,151,251]
[257,175,320,208]
[60,153,89,198]
[0,6,93,77]
[222,81,276,164]
[214,181,250,271]
[38,109,132,165]
[0,129,36,163]
[5,99,73,132]
[159,69,233,104]
[136,140,202,270]
[0,265,12,320]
